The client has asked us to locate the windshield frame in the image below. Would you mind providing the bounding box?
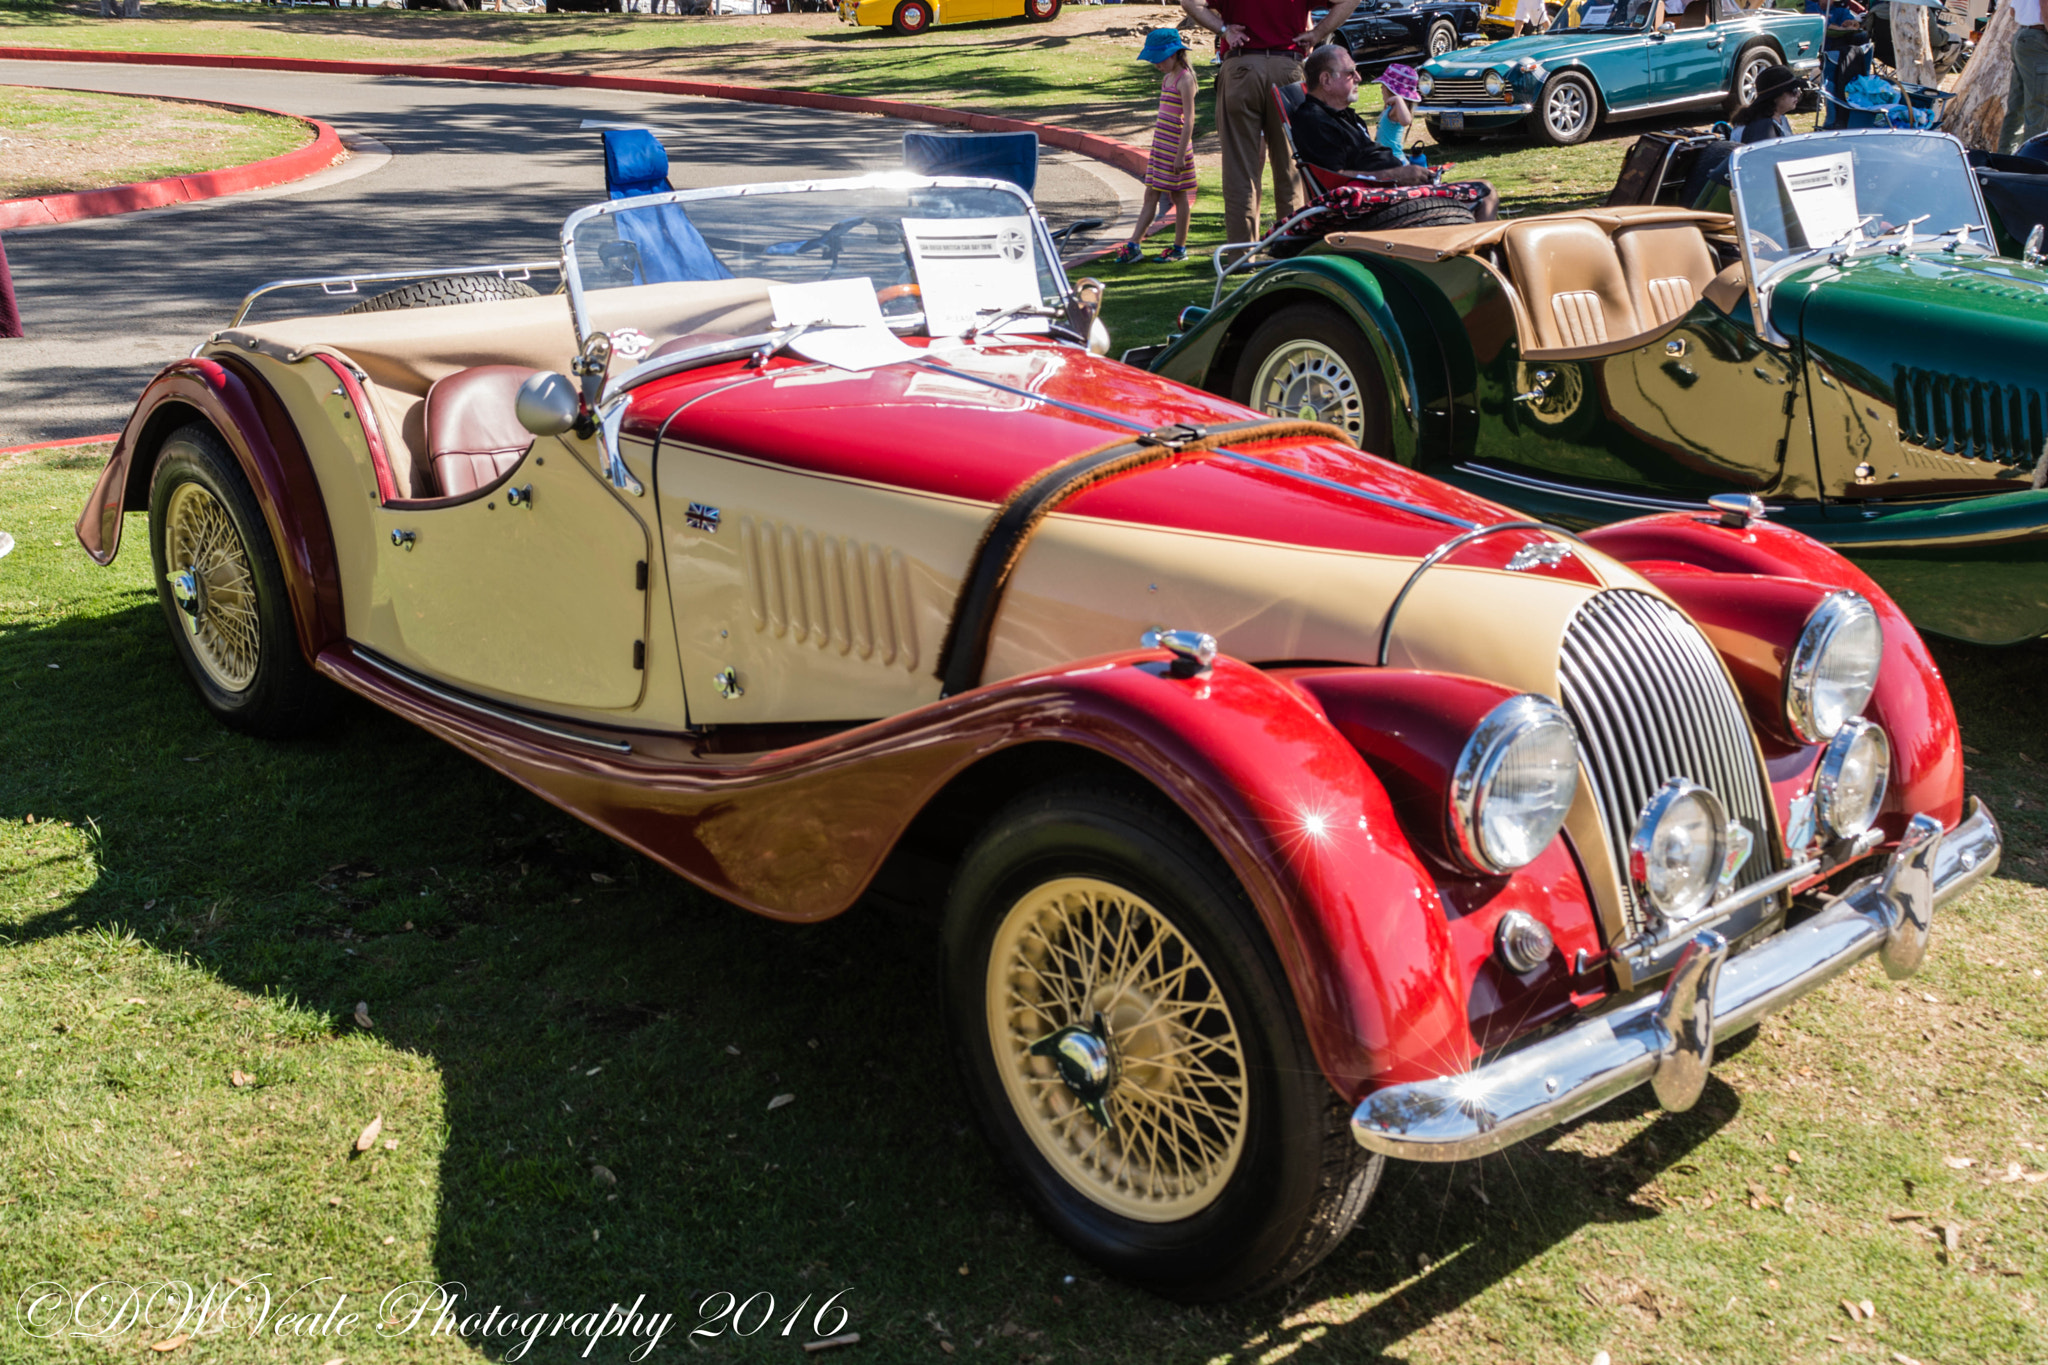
[558,171,1069,349]
[1547,0,1654,34]
[1727,129,1995,343]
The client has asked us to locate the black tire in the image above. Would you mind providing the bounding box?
[340,274,540,316]
[1230,301,1392,451]
[1024,0,1060,19]
[891,0,931,33]
[147,425,329,738]
[1726,44,1777,118]
[942,782,1381,1301]
[1349,196,1475,231]
[1529,69,1599,146]
[1426,18,1458,56]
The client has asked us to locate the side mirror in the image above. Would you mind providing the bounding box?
[1659,19,1676,31]
[515,371,580,438]
[2025,222,2046,269]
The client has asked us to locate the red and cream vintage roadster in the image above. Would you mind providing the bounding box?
[76,174,1999,1299]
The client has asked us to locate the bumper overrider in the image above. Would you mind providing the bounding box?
[1351,799,2001,1161]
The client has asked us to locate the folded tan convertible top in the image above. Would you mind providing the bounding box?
[1325,206,1736,263]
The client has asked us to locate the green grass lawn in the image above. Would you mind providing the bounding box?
[0,84,309,198]
[3,432,2047,1364]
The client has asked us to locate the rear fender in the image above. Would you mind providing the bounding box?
[1153,256,1434,465]
[1583,512,1963,838]
[75,356,344,666]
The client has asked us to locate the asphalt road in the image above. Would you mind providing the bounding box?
[0,60,1135,444]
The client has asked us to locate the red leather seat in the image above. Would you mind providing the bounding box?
[424,365,539,498]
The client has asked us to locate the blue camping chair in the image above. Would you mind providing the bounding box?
[901,130,1040,196]
[1821,74,1953,130]
[599,129,731,285]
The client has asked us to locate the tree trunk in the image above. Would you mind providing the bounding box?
[1893,1,1938,87]
[1947,3,2019,150]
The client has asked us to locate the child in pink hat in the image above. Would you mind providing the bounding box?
[1376,63,1420,160]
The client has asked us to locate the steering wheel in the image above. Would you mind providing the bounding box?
[875,282,922,304]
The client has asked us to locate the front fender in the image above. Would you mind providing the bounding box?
[1151,254,1436,466]
[1582,512,1963,838]
[74,354,343,665]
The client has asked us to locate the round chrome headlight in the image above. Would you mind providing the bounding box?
[1629,780,1727,924]
[1786,590,1883,743]
[1815,718,1890,841]
[1449,695,1580,873]
[1484,70,1505,97]
[1417,70,1434,97]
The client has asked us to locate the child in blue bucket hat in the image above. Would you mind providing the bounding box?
[1112,28,1197,264]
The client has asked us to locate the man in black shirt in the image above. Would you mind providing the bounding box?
[1290,45,1499,220]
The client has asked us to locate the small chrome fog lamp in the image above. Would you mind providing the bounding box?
[1494,911,1555,974]
[1629,779,1735,924]
[1815,718,1890,841]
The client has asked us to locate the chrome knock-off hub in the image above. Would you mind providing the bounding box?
[1029,1012,1118,1128]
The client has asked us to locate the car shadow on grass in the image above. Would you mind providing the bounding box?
[0,592,1939,1364]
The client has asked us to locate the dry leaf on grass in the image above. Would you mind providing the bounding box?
[355,1115,383,1152]
[1943,1155,1975,1169]
[590,872,615,884]
[1860,1298,1876,1319]
[592,1164,617,1186]
[354,1001,373,1030]
[1841,1299,1863,1321]
[1888,1210,1929,1221]
[767,1093,795,1111]
[229,1069,253,1088]
[148,1335,189,1352]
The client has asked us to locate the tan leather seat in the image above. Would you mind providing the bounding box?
[423,365,539,499]
[1615,223,1719,328]
[1503,219,1640,351]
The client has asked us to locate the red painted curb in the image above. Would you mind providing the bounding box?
[0,91,342,229]
[0,432,119,456]
[0,44,1155,186]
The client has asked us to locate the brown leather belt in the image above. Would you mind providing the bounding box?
[1229,46,1303,57]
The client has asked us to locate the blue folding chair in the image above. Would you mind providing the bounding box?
[901,130,1040,196]
[599,129,732,284]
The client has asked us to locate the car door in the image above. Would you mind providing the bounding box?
[1646,2,1729,102]
[372,434,654,712]
[1345,3,1409,66]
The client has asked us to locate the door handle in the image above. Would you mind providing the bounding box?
[506,484,535,509]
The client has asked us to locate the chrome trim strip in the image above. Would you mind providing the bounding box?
[1375,520,1556,666]
[1414,102,1535,116]
[1452,462,1750,513]
[1606,91,1729,117]
[229,260,558,328]
[1350,799,1999,1162]
[352,648,635,754]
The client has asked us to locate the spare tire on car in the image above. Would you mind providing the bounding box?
[1344,198,1476,232]
[340,274,540,316]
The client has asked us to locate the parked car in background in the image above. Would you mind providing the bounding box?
[1320,0,1484,72]
[839,0,1058,35]
[76,169,1998,1302]
[1151,129,2048,646]
[1414,0,1822,145]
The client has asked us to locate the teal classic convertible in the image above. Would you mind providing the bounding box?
[1413,0,1822,145]
[1148,130,2048,646]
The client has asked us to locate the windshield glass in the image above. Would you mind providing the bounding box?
[562,177,1066,355]
[1549,0,1651,32]
[1732,131,1989,267]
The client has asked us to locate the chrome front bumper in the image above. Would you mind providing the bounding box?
[1351,799,2000,1161]
[1415,102,1535,118]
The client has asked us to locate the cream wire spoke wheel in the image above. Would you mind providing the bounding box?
[987,876,1249,1222]
[163,481,260,691]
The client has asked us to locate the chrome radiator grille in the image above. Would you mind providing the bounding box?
[1894,365,2047,470]
[1425,79,1511,104]
[1558,590,1780,937]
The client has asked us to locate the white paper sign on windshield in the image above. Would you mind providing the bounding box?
[902,217,1046,338]
[770,277,886,330]
[1775,151,1861,250]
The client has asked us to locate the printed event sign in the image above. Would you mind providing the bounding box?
[767,277,919,371]
[1774,151,1861,250]
[902,217,1045,337]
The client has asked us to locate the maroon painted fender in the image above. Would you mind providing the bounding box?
[1583,514,1964,839]
[322,645,1606,1098]
[75,355,345,664]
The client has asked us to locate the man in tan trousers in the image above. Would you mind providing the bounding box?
[1181,0,1360,250]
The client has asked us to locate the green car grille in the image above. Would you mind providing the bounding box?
[1894,366,2048,469]
[1426,78,1512,103]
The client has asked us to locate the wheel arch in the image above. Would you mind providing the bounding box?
[1187,260,1436,466]
[77,355,344,664]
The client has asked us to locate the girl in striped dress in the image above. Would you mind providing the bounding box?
[1112,29,1198,264]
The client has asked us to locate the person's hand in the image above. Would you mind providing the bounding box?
[1223,22,1248,44]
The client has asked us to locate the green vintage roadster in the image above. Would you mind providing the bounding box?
[1148,129,2048,646]
[1413,0,1822,146]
